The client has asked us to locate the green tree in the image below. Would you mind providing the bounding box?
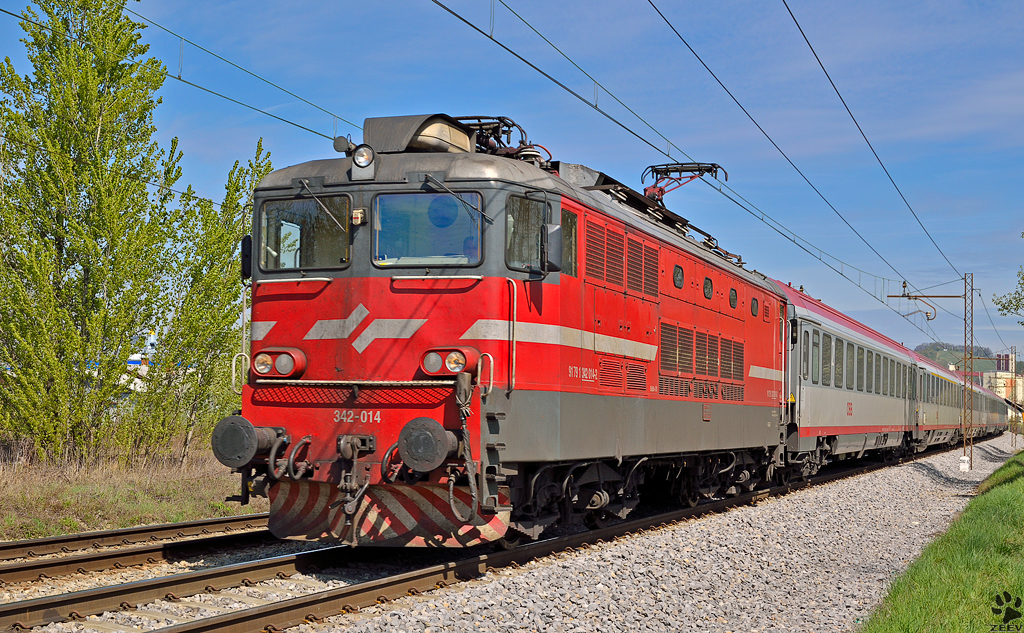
[0,0,183,460]
[129,143,271,462]
[0,0,270,462]
[994,230,1024,329]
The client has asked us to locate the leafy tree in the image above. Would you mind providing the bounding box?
[994,230,1024,329]
[0,0,271,462]
[129,143,271,462]
[0,0,183,460]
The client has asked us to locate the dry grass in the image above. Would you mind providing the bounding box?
[0,451,269,541]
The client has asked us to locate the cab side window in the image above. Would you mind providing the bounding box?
[561,208,579,277]
[506,195,546,272]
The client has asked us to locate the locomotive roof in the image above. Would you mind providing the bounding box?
[258,129,783,298]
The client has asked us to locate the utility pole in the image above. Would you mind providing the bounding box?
[964,273,973,469]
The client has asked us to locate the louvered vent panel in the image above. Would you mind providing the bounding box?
[720,339,734,380]
[695,332,708,375]
[733,342,745,382]
[606,230,625,286]
[626,364,647,391]
[722,384,745,401]
[643,245,659,297]
[660,323,678,373]
[658,375,690,397]
[585,221,605,280]
[707,335,719,378]
[626,238,644,292]
[679,328,694,374]
[599,357,622,391]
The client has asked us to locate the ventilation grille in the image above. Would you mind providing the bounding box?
[658,375,690,398]
[696,332,708,375]
[585,220,605,280]
[732,342,744,383]
[606,230,625,286]
[720,339,733,380]
[599,357,622,391]
[721,384,745,401]
[627,238,644,293]
[626,363,647,391]
[707,335,719,378]
[660,323,678,373]
[643,245,658,297]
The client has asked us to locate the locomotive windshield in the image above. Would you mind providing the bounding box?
[260,196,350,270]
[372,192,482,266]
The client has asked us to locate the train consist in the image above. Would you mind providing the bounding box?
[211,114,1010,547]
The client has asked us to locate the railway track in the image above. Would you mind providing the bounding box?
[0,451,934,633]
[0,514,269,562]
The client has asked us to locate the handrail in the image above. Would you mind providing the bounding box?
[479,352,495,399]
[255,277,333,285]
[506,277,517,393]
[391,275,484,281]
[255,379,455,387]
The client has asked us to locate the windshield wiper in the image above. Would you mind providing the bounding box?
[299,179,346,232]
[423,174,493,229]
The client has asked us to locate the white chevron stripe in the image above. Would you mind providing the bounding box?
[303,304,370,340]
[250,321,276,341]
[749,365,784,381]
[459,319,657,362]
[351,319,428,353]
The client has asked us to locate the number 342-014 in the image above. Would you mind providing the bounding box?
[333,410,382,424]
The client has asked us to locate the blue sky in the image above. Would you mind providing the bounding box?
[2,0,1022,356]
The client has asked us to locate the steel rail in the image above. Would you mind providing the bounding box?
[0,546,348,630]
[157,458,903,633]
[0,514,269,562]
[0,530,274,585]
[0,442,964,632]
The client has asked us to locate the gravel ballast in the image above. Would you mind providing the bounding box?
[308,433,1018,633]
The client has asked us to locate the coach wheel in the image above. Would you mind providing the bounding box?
[679,486,700,508]
[584,509,612,530]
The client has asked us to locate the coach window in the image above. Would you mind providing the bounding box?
[506,195,546,272]
[261,195,351,270]
[857,346,865,391]
[811,330,820,384]
[822,333,832,386]
[874,355,881,394]
[866,350,874,393]
[561,209,578,277]
[833,337,843,388]
[846,342,855,389]
[882,357,889,396]
[801,331,810,380]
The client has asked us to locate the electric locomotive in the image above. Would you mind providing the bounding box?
[211,114,1009,547]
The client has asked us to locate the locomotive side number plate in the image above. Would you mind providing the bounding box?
[334,410,383,424]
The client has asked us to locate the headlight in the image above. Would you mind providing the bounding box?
[353,145,375,168]
[423,352,443,374]
[274,353,295,375]
[445,351,467,373]
[253,353,273,374]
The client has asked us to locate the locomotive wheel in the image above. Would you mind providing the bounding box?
[496,528,529,551]
[584,509,612,530]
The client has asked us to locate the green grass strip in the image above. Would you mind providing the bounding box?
[862,451,1024,632]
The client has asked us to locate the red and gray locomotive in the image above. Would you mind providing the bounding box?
[211,114,1009,547]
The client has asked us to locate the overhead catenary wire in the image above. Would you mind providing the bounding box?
[431,0,944,343]
[122,7,362,132]
[780,0,961,279]
[645,0,963,324]
[0,7,335,142]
